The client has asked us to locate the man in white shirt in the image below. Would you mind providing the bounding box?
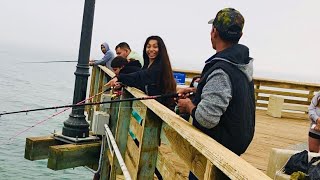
[115,42,144,67]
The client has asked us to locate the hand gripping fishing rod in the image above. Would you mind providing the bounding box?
[0,93,179,116]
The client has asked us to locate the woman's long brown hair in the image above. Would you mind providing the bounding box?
[142,36,176,105]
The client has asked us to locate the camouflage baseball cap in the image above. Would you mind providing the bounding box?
[208,8,244,41]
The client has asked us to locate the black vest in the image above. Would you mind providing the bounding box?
[193,60,255,155]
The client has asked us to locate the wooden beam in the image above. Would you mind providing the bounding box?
[204,160,217,180]
[163,126,213,180]
[156,144,189,180]
[136,110,162,180]
[110,91,133,179]
[255,89,313,99]
[25,136,62,161]
[47,142,101,170]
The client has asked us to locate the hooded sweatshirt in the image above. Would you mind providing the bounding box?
[94,42,115,69]
[191,44,255,155]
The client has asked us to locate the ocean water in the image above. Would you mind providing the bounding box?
[0,52,92,179]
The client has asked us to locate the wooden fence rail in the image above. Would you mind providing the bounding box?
[173,69,320,119]
[89,66,271,180]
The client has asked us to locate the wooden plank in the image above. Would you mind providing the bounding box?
[281,112,308,120]
[255,89,313,98]
[204,160,217,180]
[163,126,211,180]
[125,134,140,179]
[131,110,143,124]
[109,97,120,135]
[100,65,115,78]
[308,90,315,103]
[93,68,101,106]
[96,68,105,111]
[127,87,271,180]
[255,83,261,104]
[256,103,268,108]
[156,144,189,180]
[87,66,97,119]
[256,96,310,105]
[267,95,284,118]
[253,77,320,90]
[109,91,133,180]
[116,175,125,180]
[111,90,132,177]
[24,136,62,161]
[47,142,101,170]
[282,104,308,112]
[129,116,143,143]
[127,134,140,167]
[132,100,147,122]
[136,110,162,180]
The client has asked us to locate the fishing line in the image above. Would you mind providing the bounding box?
[0,93,179,116]
[5,87,111,141]
[22,60,78,64]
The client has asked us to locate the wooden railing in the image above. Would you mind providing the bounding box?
[88,66,270,180]
[173,69,320,119]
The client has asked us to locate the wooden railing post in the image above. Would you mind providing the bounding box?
[136,110,162,179]
[109,90,132,179]
[87,66,97,122]
[124,106,162,180]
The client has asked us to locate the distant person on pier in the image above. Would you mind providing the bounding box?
[110,56,141,76]
[89,42,115,69]
[308,92,320,152]
[115,42,144,67]
[106,36,176,108]
[177,6,255,162]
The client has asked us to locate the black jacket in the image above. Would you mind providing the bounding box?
[119,60,141,74]
[118,60,162,96]
[192,44,255,155]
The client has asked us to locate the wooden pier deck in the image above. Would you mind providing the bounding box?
[241,110,309,173]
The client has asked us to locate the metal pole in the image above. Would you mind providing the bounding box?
[104,124,132,180]
[62,0,96,138]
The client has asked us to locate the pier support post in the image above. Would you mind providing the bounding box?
[62,0,96,138]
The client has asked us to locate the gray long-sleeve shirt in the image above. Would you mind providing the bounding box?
[195,69,232,128]
[194,58,253,129]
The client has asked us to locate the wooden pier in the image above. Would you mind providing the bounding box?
[24,66,320,179]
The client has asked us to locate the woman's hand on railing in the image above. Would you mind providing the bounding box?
[105,77,118,87]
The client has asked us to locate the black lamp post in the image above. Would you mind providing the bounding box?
[62,0,96,138]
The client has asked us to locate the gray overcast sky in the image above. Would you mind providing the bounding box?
[1,0,319,83]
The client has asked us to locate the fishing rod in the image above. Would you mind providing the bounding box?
[22,60,78,64]
[0,93,180,116]
[5,87,111,140]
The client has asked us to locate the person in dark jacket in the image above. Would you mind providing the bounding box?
[177,7,255,156]
[106,35,176,108]
[110,56,141,76]
[177,8,255,180]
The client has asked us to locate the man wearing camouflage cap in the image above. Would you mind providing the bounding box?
[177,7,255,157]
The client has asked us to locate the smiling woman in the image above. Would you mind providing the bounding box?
[106,35,177,108]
